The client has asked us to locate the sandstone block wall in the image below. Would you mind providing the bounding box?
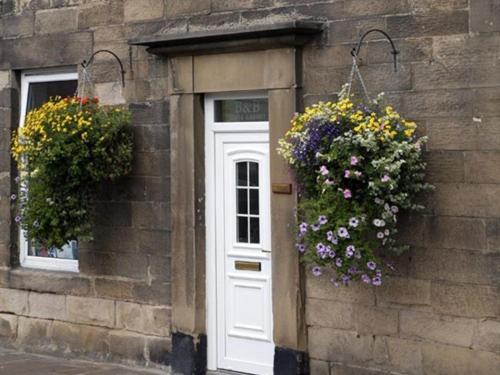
[0,0,499,373]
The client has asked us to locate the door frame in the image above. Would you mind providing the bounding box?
[204,92,270,371]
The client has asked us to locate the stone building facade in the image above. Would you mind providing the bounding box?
[0,0,499,374]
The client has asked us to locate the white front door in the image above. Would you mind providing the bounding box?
[206,94,274,375]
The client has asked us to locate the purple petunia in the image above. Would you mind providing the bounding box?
[346,245,355,258]
[318,215,328,225]
[367,261,377,270]
[335,258,343,267]
[311,223,321,232]
[341,274,351,285]
[348,217,359,228]
[14,215,22,223]
[312,266,322,276]
[328,250,336,258]
[327,230,338,244]
[338,227,349,238]
[391,205,399,213]
[361,274,371,284]
[299,222,308,234]
[296,243,306,253]
[372,276,382,286]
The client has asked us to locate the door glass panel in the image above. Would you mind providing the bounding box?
[250,217,260,244]
[235,161,260,244]
[214,98,268,122]
[237,162,248,186]
[237,189,248,214]
[249,189,259,215]
[237,216,248,243]
[249,162,259,186]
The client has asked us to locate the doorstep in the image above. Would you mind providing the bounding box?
[0,347,169,375]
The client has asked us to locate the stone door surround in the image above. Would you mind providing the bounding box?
[131,21,323,374]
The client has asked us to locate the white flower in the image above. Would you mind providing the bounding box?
[384,229,390,236]
[377,232,384,239]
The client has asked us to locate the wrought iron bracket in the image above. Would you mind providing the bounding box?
[81,49,126,87]
[351,29,399,72]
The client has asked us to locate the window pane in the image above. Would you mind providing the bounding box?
[249,162,259,187]
[23,77,79,260]
[26,80,77,112]
[237,188,248,214]
[28,240,78,260]
[214,98,268,122]
[237,162,247,186]
[237,217,248,243]
[249,189,259,215]
[250,218,260,244]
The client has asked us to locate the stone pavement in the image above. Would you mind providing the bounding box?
[0,348,169,375]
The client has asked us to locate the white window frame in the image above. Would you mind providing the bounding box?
[18,70,79,272]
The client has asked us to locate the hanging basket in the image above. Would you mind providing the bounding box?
[11,95,134,249]
[278,54,432,286]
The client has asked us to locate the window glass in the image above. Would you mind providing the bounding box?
[22,76,78,261]
[214,98,268,122]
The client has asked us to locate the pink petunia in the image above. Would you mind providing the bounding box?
[350,156,358,166]
[343,189,352,199]
[381,174,390,183]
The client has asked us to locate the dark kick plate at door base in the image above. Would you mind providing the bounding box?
[235,260,262,271]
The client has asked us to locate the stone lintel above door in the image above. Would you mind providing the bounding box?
[129,20,324,57]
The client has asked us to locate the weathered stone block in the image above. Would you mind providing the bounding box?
[465,151,500,184]
[422,342,500,375]
[0,32,92,70]
[108,331,146,363]
[28,292,66,321]
[306,298,355,330]
[473,319,500,353]
[78,0,124,29]
[132,151,170,178]
[51,320,109,359]
[354,306,398,336]
[309,359,330,375]
[165,0,209,17]
[387,11,469,38]
[309,327,374,363]
[35,8,77,34]
[131,201,169,230]
[477,117,500,151]
[431,183,500,218]
[66,296,115,328]
[0,288,29,315]
[428,208,476,243]
[376,277,431,307]
[130,100,169,125]
[0,313,18,341]
[94,82,125,106]
[0,71,10,90]
[116,302,170,337]
[328,17,387,44]
[400,310,475,347]
[0,11,34,38]
[147,336,171,365]
[486,219,500,254]
[384,337,423,375]
[401,89,473,118]
[425,151,464,183]
[431,282,499,318]
[471,0,500,33]
[94,277,138,301]
[124,0,164,22]
[16,317,52,348]
[8,269,91,296]
[473,87,500,117]
[426,118,477,151]
[80,252,149,280]
[306,275,375,305]
[212,0,272,12]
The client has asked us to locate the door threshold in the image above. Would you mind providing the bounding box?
[207,370,251,375]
